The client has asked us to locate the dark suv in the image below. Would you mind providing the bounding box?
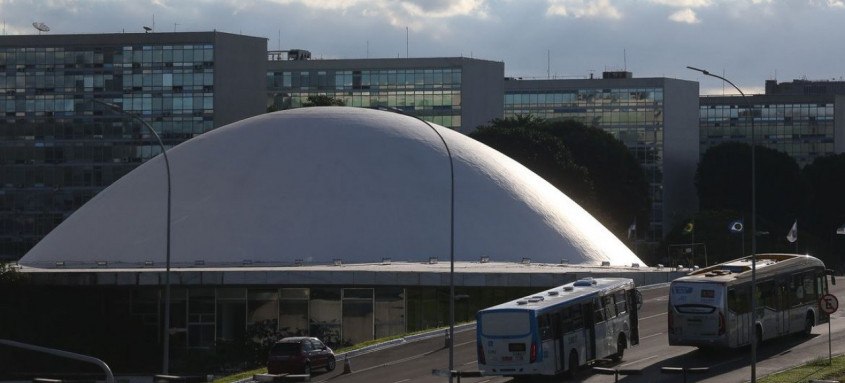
[267,337,336,375]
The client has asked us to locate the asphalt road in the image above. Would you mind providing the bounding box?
[304,281,845,383]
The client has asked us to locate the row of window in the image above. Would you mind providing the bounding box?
[505,89,664,106]
[1,96,213,114]
[268,68,462,91]
[0,45,214,66]
[727,270,826,314]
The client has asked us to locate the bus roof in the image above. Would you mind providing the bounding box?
[477,277,634,313]
[674,253,825,284]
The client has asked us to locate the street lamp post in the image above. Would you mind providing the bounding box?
[92,99,173,374]
[686,67,757,382]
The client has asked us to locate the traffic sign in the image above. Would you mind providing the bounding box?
[820,293,839,314]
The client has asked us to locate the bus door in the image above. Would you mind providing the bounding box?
[582,302,597,360]
[552,312,562,372]
[627,289,640,345]
[777,278,790,335]
[727,285,751,346]
[538,313,560,373]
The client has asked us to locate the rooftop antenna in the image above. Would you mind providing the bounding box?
[405,26,409,58]
[32,21,50,35]
[152,14,155,32]
[143,26,152,33]
[367,40,369,58]
[547,50,550,79]
[277,29,280,50]
[623,48,627,71]
[174,23,180,32]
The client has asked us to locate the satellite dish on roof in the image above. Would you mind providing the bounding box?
[32,22,50,33]
[143,26,152,33]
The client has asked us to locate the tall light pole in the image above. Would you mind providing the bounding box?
[92,99,173,373]
[686,66,757,382]
[416,118,456,382]
[377,107,456,381]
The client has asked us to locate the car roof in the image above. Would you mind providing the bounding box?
[277,336,319,343]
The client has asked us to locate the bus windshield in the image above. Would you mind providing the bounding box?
[480,311,530,336]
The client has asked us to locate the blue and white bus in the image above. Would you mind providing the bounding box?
[476,277,640,377]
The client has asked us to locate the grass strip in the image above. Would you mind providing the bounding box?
[758,354,845,383]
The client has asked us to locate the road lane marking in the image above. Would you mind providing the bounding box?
[392,379,411,383]
[457,340,475,347]
[640,312,667,320]
[620,354,659,367]
[463,360,477,366]
[639,332,664,340]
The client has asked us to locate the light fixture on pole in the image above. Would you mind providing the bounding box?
[686,66,757,382]
[92,99,173,374]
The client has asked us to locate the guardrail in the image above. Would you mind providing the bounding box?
[0,339,115,383]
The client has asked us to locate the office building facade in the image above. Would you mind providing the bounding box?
[503,72,701,240]
[700,79,845,167]
[0,32,267,260]
[266,55,503,133]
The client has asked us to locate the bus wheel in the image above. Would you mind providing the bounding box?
[566,350,579,378]
[611,334,626,362]
[803,312,814,337]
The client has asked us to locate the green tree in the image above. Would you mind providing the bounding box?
[801,153,845,268]
[542,120,650,236]
[302,95,345,107]
[696,143,803,233]
[0,262,25,285]
[473,117,649,242]
[469,125,596,208]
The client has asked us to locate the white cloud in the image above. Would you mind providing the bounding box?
[546,0,622,19]
[649,0,712,8]
[669,8,700,23]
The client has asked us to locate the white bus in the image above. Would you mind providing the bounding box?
[476,277,640,377]
[668,253,836,348]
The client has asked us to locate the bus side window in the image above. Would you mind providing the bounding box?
[817,271,827,295]
[757,281,776,309]
[792,274,805,305]
[539,314,552,340]
[594,299,605,323]
[615,291,627,315]
[729,285,751,314]
[603,295,617,319]
[803,273,817,302]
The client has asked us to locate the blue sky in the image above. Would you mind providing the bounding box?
[2,0,844,94]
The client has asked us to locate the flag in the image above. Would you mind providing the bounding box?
[628,221,637,240]
[786,220,798,243]
[683,221,694,235]
[837,224,845,235]
[729,220,744,234]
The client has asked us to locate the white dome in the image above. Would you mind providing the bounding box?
[20,107,644,268]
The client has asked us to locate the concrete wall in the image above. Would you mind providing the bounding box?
[214,33,268,127]
[460,60,504,133]
[662,78,701,233]
[21,267,688,288]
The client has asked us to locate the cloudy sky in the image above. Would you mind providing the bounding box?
[2,0,844,94]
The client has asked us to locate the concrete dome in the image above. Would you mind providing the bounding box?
[20,107,645,268]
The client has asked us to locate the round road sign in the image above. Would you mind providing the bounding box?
[820,293,839,315]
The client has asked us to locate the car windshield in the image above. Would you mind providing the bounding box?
[270,342,301,356]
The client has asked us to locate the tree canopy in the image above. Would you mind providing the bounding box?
[469,125,596,207]
[696,142,802,231]
[302,95,345,107]
[471,116,649,240]
[542,120,650,235]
